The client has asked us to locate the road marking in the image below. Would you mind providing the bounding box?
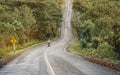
[44,48,56,75]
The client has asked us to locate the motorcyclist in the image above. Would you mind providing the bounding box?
[47,40,50,47]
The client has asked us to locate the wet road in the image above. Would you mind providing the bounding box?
[0,0,120,75]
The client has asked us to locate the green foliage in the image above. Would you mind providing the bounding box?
[80,39,87,48]
[0,0,62,61]
[0,49,7,59]
[72,0,120,59]
[97,42,116,58]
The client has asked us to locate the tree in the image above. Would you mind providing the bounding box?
[72,0,120,57]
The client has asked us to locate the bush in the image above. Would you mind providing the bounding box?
[97,42,118,59]
[80,39,87,48]
[0,49,7,60]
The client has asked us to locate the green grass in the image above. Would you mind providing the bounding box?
[68,39,120,65]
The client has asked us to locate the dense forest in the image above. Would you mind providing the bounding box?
[72,0,120,60]
[0,0,63,59]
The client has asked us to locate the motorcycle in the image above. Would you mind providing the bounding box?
[48,42,50,47]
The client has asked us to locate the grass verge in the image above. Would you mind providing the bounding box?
[68,39,120,71]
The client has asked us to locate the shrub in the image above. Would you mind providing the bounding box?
[80,39,87,48]
[97,42,118,58]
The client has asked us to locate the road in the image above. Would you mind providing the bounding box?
[0,0,120,75]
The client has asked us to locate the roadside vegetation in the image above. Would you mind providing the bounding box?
[70,0,120,65]
[0,0,63,63]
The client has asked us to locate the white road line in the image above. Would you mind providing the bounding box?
[44,38,72,75]
[44,48,56,75]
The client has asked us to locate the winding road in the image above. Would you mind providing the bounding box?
[0,0,120,75]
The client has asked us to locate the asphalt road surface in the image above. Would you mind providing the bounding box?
[0,0,120,75]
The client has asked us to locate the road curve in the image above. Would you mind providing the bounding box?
[0,0,120,75]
